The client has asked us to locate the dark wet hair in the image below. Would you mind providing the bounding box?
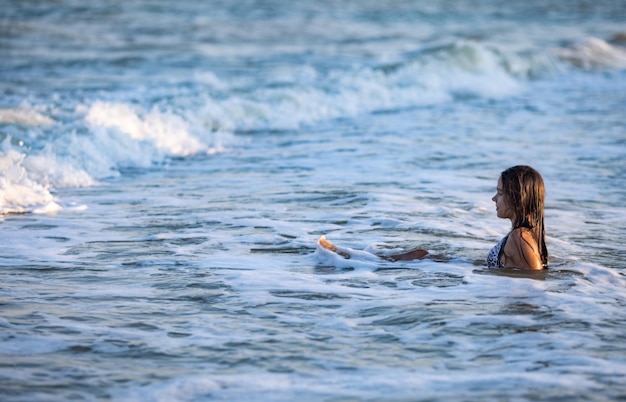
[500,165,548,266]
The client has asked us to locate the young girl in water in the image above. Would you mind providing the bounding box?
[320,165,548,270]
[485,165,548,270]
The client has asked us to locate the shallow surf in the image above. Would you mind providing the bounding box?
[1,1,625,400]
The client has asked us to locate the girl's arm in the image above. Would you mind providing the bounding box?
[380,248,429,261]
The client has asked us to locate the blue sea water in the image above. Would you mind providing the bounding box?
[1,1,626,400]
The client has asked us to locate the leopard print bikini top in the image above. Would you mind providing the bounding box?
[486,232,511,268]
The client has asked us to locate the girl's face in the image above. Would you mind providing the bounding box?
[492,177,513,220]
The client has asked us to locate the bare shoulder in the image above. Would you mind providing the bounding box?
[504,228,542,270]
[508,227,536,246]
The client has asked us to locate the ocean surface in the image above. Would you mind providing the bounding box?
[1,1,626,400]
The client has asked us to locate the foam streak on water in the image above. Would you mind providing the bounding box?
[1,1,626,400]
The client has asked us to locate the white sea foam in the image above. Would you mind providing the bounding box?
[0,147,58,214]
[0,137,97,214]
[200,41,529,132]
[1,99,234,214]
[86,101,207,156]
[2,2,625,400]
[315,238,381,270]
[23,153,96,189]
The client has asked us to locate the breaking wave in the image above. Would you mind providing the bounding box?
[1,38,623,214]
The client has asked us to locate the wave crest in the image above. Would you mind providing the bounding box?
[86,102,207,156]
[552,37,626,70]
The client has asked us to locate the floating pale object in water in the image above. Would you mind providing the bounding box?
[0,108,55,126]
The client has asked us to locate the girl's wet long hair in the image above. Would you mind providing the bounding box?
[501,165,548,266]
